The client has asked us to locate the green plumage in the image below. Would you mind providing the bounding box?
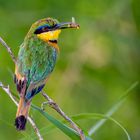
[17,37,57,99]
[17,37,57,84]
[15,18,59,100]
[14,18,79,130]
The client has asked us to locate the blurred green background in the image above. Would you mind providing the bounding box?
[0,0,140,139]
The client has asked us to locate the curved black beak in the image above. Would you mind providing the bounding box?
[54,22,80,30]
[34,20,80,34]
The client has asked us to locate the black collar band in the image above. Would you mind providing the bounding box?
[49,40,57,43]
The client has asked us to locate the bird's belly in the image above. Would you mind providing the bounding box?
[29,47,57,83]
[17,44,58,83]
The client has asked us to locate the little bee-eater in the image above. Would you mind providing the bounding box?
[14,17,79,130]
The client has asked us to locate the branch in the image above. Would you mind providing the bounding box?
[0,36,85,140]
[0,37,16,63]
[42,92,85,140]
[0,82,43,140]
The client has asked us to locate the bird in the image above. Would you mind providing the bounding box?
[14,17,79,130]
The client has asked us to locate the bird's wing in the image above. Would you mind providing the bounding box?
[15,43,57,100]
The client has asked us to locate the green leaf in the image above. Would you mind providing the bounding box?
[32,105,81,140]
[71,113,131,140]
[33,82,138,140]
[22,82,138,140]
[29,112,130,140]
[88,81,138,135]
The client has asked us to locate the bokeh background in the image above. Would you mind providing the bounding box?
[0,0,140,139]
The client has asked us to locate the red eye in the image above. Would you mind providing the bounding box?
[42,27,48,31]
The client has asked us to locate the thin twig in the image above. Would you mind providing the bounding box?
[0,37,43,140]
[27,117,43,140]
[42,92,85,140]
[0,37,16,63]
[0,37,85,140]
[0,82,43,140]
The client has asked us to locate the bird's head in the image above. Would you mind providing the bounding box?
[28,17,79,44]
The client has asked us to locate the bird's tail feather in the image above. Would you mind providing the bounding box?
[15,97,30,130]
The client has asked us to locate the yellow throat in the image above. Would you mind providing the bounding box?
[37,30,61,42]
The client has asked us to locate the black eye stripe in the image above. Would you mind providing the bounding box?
[34,28,44,34]
[34,24,58,34]
[49,40,57,43]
